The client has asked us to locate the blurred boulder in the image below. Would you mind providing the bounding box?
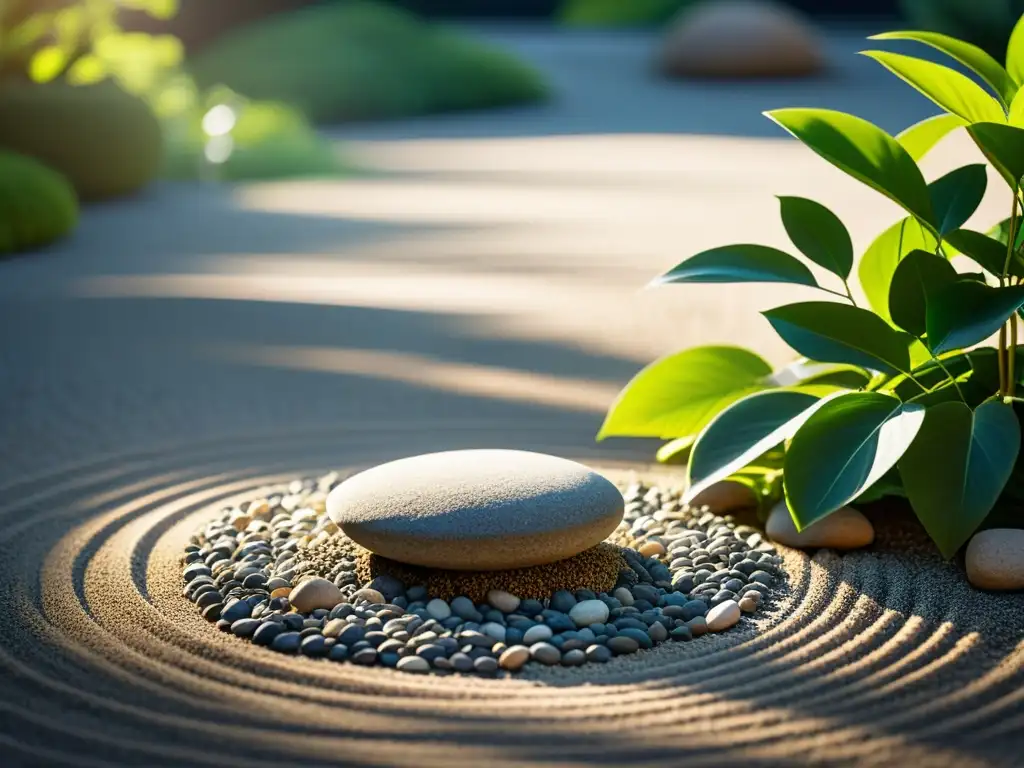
[0,82,162,200]
[657,0,825,79]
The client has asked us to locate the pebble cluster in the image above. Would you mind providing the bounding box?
[181,474,785,674]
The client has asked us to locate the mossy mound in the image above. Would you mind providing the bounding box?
[559,0,693,27]
[357,543,626,603]
[0,82,162,201]
[0,151,78,256]
[188,1,549,124]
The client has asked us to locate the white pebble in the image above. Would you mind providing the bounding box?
[568,599,610,628]
[706,600,741,631]
[613,587,634,607]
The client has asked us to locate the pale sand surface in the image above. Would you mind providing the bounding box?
[1,27,1022,767]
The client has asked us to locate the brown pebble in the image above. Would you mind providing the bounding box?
[270,587,291,599]
[638,541,666,558]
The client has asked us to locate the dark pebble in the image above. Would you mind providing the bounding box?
[242,573,268,589]
[519,599,545,617]
[301,635,329,657]
[328,644,349,661]
[252,621,286,646]
[586,644,612,663]
[550,590,577,613]
[617,627,653,649]
[201,602,223,622]
[221,600,252,623]
[270,632,302,653]
[351,648,378,666]
[231,618,261,638]
[196,590,223,610]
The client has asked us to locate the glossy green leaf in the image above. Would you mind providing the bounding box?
[896,114,966,161]
[927,281,1024,354]
[685,390,831,503]
[870,30,1017,106]
[766,108,935,229]
[1011,88,1024,127]
[945,228,1024,278]
[899,400,1021,558]
[1007,13,1024,86]
[798,365,873,390]
[861,50,1007,124]
[928,164,988,237]
[888,249,959,337]
[764,302,912,375]
[784,392,925,529]
[655,436,695,464]
[986,217,1024,252]
[777,196,854,280]
[858,217,939,323]
[598,346,771,440]
[654,244,817,287]
[967,122,1024,191]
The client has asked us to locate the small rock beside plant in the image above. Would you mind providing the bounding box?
[966,530,1024,591]
[765,502,875,551]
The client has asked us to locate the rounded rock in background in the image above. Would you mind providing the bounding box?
[327,450,623,570]
[289,578,344,612]
[657,0,824,80]
[966,529,1024,591]
[766,502,874,550]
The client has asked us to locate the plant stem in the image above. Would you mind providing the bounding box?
[999,324,1008,396]
[840,279,858,307]
[931,356,966,403]
[1012,315,1019,398]
[820,286,854,302]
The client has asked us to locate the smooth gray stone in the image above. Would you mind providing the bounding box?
[326,450,623,570]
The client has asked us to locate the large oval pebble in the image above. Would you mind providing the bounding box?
[327,450,623,570]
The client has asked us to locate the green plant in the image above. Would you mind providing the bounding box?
[0,149,78,254]
[601,15,1024,558]
[159,82,345,181]
[559,0,692,27]
[900,0,1024,62]
[0,0,183,89]
[187,1,548,124]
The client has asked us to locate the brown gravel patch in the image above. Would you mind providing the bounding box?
[356,542,625,602]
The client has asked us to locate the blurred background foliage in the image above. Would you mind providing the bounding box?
[0,0,1010,253]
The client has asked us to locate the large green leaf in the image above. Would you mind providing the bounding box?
[896,114,966,161]
[928,164,988,237]
[598,346,771,439]
[764,302,912,375]
[1011,88,1024,127]
[1007,13,1024,86]
[766,108,936,229]
[655,436,694,464]
[945,228,1024,278]
[888,249,960,337]
[967,122,1024,191]
[870,31,1017,106]
[654,244,817,287]
[685,390,830,503]
[858,216,940,323]
[784,392,925,529]
[777,196,854,280]
[861,50,1007,124]
[899,400,1021,558]
[927,281,1024,354]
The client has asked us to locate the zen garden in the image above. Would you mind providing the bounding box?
[2,0,1024,765]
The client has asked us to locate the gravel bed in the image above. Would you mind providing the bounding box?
[181,473,786,674]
